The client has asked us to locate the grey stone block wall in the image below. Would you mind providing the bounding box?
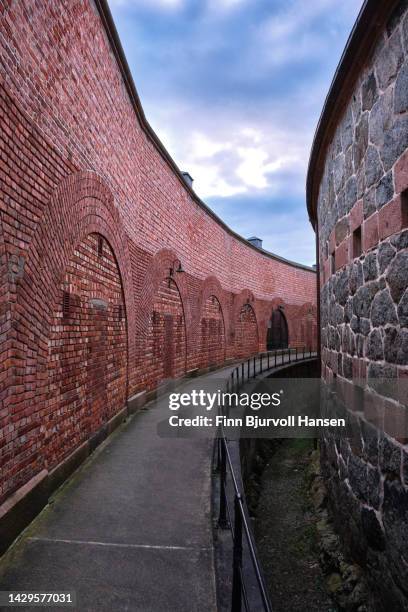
[316,2,408,609]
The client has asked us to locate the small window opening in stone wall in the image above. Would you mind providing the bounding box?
[62,291,70,318]
[402,189,408,228]
[353,226,362,259]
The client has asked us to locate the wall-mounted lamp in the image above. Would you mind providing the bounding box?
[168,259,185,286]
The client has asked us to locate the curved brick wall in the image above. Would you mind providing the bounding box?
[308,1,408,608]
[0,2,316,510]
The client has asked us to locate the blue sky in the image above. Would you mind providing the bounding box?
[108,0,362,265]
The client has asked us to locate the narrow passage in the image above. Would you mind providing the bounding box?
[254,439,335,612]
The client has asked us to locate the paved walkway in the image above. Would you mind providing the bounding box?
[0,366,239,612]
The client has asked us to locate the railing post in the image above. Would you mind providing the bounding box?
[260,353,263,374]
[231,494,243,612]
[253,356,256,378]
[275,350,277,368]
[295,346,298,361]
[247,359,250,379]
[214,436,221,472]
[267,351,270,370]
[241,362,244,383]
[289,348,291,363]
[218,441,229,529]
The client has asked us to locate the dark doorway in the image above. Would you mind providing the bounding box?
[267,308,288,350]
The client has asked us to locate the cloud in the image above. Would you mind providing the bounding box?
[109,0,183,9]
[206,0,247,14]
[108,0,363,264]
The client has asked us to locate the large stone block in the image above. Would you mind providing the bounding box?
[395,60,408,114]
[387,251,408,302]
[376,28,404,90]
[361,72,378,111]
[378,241,396,273]
[371,289,398,326]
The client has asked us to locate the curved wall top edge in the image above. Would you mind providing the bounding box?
[95,0,315,273]
[306,0,400,227]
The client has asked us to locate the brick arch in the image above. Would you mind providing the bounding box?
[266,306,289,350]
[268,297,300,348]
[136,248,189,390]
[233,290,259,359]
[196,276,230,332]
[20,171,135,349]
[45,232,128,469]
[137,247,191,345]
[198,296,226,369]
[232,289,256,320]
[5,173,135,496]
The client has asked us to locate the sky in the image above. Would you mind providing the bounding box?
[108,0,363,266]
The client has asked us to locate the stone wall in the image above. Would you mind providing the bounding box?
[0,2,316,512]
[311,1,408,608]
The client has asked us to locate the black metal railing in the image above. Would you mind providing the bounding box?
[215,346,317,611]
[226,346,317,394]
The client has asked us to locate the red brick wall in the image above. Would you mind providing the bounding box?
[45,233,127,469]
[142,277,186,390]
[235,304,259,359]
[200,296,226,368]
[0,1,317,505]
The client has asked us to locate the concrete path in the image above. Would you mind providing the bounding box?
[0,366,238,612]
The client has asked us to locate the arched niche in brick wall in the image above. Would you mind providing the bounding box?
[45,233,128,468]
[199,295,226,369]
[235,303,259,359]
[196,276,229,368]
[269,297,305,349]
[3,172,134,500]
[136,248,190,391]
[141,276,187,391]
[267,307,289,350]
[231,290,259,358]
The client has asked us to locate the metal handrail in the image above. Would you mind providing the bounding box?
[216,346,317,611]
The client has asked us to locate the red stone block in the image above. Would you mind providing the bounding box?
[378,194,407,240]
[364,390,385,429]
[335,238,349,270]
[362,212,379,251]
[398,368,408,407]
